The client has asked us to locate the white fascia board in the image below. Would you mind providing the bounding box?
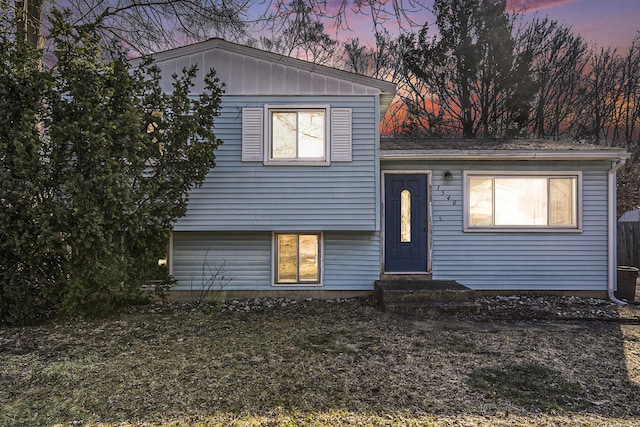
[380,149,631,162]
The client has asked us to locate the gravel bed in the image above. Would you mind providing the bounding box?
[136,294,640,322]
[469,294,640,322]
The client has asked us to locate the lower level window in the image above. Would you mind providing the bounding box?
[466,173,579,230]
[275,233,321,284]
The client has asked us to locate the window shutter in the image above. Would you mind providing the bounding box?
[242,107,263,161]
[331,108,352,162]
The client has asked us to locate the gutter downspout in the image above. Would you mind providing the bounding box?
[608,159,627,305]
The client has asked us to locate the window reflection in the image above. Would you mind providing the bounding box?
[298,235,319,281]
[550,178,575,225]
[276,233,320,284]
[272,111,324,159]
[272,112,297,158]
[468,175,578,228]
[277,234,298,283]
[401,189,411,242]
[495,178,547,225]
[469,177,493,226]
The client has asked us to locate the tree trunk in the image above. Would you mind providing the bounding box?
[15,0,45,50]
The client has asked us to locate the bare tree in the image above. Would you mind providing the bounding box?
[6,0,249,52]
[382,33,446,137]
[572,46,621,144]
[611,34,640,146]
[403,0,536,138]
[254,0,338,65]
[14,0,44,48]
[55,0,250,53]
[610,35,640,213]
[340,30,397,79]
[342,38,371,75]
[520,17,588,140]
[336,31,436,137]
[8,0,429,55]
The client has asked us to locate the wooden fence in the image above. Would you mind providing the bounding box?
[618,222,640,268]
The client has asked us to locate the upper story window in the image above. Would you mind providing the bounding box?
[270,108,326,163]
[464,172,581,232]
[241,105,352,165]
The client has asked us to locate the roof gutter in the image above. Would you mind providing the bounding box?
[608,159,627,305]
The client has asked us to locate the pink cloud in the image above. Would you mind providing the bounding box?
[506,0,579,12]
[324,0,351,15]
[578,27,599,35]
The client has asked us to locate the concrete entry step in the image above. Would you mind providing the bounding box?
[375,279,481,316]
[383,301,482,317]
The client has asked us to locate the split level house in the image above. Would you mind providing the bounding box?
[147,39,630,300]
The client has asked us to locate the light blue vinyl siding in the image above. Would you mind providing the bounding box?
[172,232,271,290]
[382,160,611,292]
[171,231,380,290]
[175,95,379,231]
[323,232,381,289]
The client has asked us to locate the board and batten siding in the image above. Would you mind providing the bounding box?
[151,41,386,98]
[172,231,380,290]
[174,95,380,231]
[382,160,611,292]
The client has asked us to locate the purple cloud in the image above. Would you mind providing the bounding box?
[506,0,578,12]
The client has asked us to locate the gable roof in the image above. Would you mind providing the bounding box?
[380,138,630,161]
[139,38,396,115]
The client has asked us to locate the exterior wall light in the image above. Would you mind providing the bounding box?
[443,170,453,181]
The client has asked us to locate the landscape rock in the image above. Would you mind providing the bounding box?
[135,294,640,322]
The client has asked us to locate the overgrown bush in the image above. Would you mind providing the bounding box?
[0,10,224,324]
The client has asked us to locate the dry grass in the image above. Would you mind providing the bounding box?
[1,297,640,426]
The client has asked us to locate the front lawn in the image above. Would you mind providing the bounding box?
[1,297,639,426]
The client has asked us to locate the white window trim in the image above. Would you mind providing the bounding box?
[271,231,324,286]
[463,170,583,233]
[264,104,331,166]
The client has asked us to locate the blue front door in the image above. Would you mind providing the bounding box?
[384,174,428,272]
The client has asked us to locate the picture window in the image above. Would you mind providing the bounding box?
[466,173,579,230]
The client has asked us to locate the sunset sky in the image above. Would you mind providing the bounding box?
[320,0,640,51]
[509,0,640,49]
